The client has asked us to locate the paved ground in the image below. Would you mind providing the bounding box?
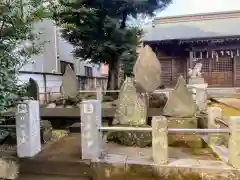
[17,134,94,179]
[211,98,240,116]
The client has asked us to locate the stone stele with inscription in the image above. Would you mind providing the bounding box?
[113,77,147,126]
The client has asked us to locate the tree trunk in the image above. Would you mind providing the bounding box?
[106,60,119,98]
[107,61,119,90]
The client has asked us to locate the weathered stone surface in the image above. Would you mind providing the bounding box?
[61,65,79,98]
[26,78,39,100]
[133,45,161,92]
[167,117,203,148]
[208,107,224,146]
[152,116,168,165]
[228,116,240,169]
[163,75,197,117]
[114,77,147,126]
[106,124,152,148]
[188,77,205,84]
[148,93,168,108]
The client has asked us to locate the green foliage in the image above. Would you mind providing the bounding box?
[0,0,48,113]
[51,0,172,83]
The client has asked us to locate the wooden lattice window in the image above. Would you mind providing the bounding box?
[212,57,233,72]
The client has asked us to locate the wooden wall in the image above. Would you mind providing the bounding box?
[158,57,187,87]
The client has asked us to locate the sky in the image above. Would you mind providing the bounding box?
[158,0,240,17]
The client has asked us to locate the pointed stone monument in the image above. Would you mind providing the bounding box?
[114,77,147,126]
[163,75,197,118]
[61,65,79,98]
[133,45,161,92]
[26,78,39,100]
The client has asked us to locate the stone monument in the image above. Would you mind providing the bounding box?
[26,78,39,100]
[113,77,147,126]
[61,65,79,98]
[107,77,151,147]
[133,45,162,92]
[48,65,81,107]
[163,75,202,148]
[163,75,197,118]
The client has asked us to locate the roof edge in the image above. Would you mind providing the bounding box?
[154,10,240,24]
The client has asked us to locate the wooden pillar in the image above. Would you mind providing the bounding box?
[171,59,174,84]
[233,56,236,87]
[189,51,194,69]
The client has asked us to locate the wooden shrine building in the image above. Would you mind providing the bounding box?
[144,10,240,87]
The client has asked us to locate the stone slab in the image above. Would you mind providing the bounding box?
[212,98,240,110]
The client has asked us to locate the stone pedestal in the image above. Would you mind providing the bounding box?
[152,116,168,165]
[228,116,240,169]
[187,83,208,111]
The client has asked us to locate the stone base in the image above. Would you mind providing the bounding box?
[167,117,203,149]
[106,125,152,148]
[188,77,205,85]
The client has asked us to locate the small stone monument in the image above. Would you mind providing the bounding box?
[26,78,39,100]
[61,65,79,98]
[163,75,197,118]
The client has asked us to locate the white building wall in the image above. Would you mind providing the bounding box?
[20,19,58,73]
[20,19,104,77]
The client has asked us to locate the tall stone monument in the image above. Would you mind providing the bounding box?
[26,78,39,100]
[61,65,79,98]
[133,45,162,92]
[113,77,147,126]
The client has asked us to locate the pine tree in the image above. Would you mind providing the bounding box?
[52,0,172,89]
[0,0,48,113]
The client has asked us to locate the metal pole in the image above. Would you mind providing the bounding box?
[99,126,229,133]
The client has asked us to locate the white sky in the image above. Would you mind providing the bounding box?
[158,0,240,17]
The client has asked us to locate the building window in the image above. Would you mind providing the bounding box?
[84,66,93,77]
[60,61,74,74]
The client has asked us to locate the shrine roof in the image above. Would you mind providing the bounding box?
[144,10,240,42]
